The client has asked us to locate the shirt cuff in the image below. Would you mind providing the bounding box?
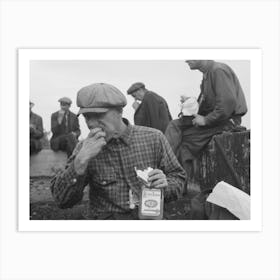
[63,161,79,185]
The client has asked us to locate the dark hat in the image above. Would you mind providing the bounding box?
[58,97,72,104]
[127,82,145,95]
[76,83,127,115]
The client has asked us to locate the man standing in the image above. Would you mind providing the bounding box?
[165,60,247,172]
[51,83,185,219]
[30,101,44,155]
[50,97,80,157]
[127,82,172,133]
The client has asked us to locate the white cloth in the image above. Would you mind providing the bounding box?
[206,181,250,220]
[181,97,199,116]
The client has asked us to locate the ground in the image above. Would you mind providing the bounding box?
[30,177,89,220]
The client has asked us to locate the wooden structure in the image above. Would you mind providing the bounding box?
[190,130,250,195]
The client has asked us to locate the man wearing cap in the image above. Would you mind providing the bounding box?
[127,82,172,133]
[51,83,185,219]
[165,60,247,175]
[30,101,44,155]
[50,97,81,157]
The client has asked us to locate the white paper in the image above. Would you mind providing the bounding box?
[206,181,250,220]
[135,167,153,186]
[181,96,199,116]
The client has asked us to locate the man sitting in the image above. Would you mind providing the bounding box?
[165,60,248,174]
[50,97,81,157]
[30,101,44,155]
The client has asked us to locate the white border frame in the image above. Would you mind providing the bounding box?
[18,48,262,232]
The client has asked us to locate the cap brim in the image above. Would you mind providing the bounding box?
[77,107,110,116]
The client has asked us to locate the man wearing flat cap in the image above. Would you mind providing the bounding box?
[127,82,172,133]
[51,83,185,219]
[30,101,44,155]
[50,97,80,157]
[165,60,247,176]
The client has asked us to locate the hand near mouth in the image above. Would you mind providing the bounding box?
[74,127,106,175]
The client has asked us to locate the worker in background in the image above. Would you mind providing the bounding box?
[30,101,44,155]
[50,97,80,157]
[127,82,172,133]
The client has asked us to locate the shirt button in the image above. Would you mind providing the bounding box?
[102,181,107,184]
[71,178,77,183]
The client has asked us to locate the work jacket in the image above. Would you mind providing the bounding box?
[134,91,172,133]
[198,61,247,126]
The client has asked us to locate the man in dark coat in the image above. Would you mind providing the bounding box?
[165,60,248,173]
[50,97,81,157]
[127,82,172,133]
[30,101,44,155]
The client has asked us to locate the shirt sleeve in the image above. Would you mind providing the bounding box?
[204,69,237,126]
[157,133,186,202]
[50,141,89,209]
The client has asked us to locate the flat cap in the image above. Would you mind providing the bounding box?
[127,82,145,95]
[76,83,127,115]
[58,97,72,104]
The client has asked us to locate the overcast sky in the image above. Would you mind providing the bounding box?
[30,60,250,139]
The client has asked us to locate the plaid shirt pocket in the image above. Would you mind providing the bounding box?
[89,167,130,212]
[92,172,117,189]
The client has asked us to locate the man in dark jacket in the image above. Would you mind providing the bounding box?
[50,97,80,157]
[30,101,44,155]
[165,60,247,173]
[127,82,172,133]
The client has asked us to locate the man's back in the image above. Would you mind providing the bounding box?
[134,91,172,133]
[198,61,247,126]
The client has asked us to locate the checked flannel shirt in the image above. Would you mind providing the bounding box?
[51,120,186,217]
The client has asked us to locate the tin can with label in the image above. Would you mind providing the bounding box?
[138,186,164,220]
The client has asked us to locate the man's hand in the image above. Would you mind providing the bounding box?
[147,169,168,189]
[192,114,206,127]
[74,128,106,175]
[132,100,140,110]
